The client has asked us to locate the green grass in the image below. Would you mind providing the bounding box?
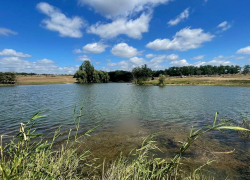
[140,79,250,87]
[1,110,249,179]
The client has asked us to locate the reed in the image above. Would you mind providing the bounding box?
[0,111,249,179]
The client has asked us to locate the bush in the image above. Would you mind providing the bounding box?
[158,74,166,85]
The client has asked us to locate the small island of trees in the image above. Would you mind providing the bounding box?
[74,61,109,83]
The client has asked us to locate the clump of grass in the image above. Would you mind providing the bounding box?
[0,108,98,179]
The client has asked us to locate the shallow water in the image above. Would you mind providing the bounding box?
[0,83,250,179]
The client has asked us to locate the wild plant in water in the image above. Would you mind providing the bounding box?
[0,107,97,180]
[102,112,250,180]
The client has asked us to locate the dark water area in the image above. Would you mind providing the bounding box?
[0,83,250,179]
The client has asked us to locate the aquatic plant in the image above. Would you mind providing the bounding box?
[0,111,249,179]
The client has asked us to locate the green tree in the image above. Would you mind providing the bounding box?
[74,61,109,83]
[132,64,152,84]
[73,70,87,83]
[79,61,94,83]
[243,65,250,74]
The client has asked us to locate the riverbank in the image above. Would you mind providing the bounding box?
[8,75,76,86]
[141,74,250,86]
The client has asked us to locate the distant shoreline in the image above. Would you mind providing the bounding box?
[1,74,250,87]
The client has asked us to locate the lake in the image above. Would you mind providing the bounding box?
[0,83,250,179]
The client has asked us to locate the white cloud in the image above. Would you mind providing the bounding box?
[216,21,232,33]
[73,49,83,54]
[108,62,117,67]
[36,2,86,38]
[170,59,189,66]
[146,27,214,51]
[0,57,78,74]
[107,55,167,70]
[83,42,108,53]
[192,59,233,67]
[78,0,171,18]
[146,54,155,58]
[191,55,205,60]
[166,54,179,60]
[207,60,231,66]
[0,49,31,58]
[130,57,146,65]
[37,58,54,64]
[87,13,151,39]
[76,55,91,61]
[192,61,206,67]
[146,53,179,61]
[0,28,18,36]
[236,46,250,54]
[234,56,245,60]
[168,8,189,26]
[111,43,139,58]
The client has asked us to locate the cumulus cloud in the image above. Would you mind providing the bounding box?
[37,58,54,64]
[146,54,179,60]
[130,57,146,65]
[0,49,31,57]
[205,60,231,66]
[166,54,179,60]
[216,21,232,33]
[76,55,91,61]
[170,59,189,66]
[146,27,214,51]
[145,54,155,58]
[0,28,18,36]
[111,43,139,58]
[87,13,151,39]
[83,42,108,53]
[73,49,83,54]
[0,57,78,74]
[107,55,168,70]
[36,2,86,38]
[168,8,189,26]
[236,46,250,54]
[191,55,205,60]
[78,0,171,18]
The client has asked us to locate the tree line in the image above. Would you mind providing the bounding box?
[74,61,109,83]
[0,72,17,84]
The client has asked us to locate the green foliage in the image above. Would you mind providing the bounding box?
[0,108,98,180]
[165,65,242,76]
[108,70,133,82]
[158,74,166,85]
[132,64,152,84]
[74,70,87,83]
[243,65,250,74]
[0,72,16,84]
[74,61,109,83]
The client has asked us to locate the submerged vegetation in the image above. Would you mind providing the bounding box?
[1,109,249,179]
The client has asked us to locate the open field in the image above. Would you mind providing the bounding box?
[142,74,250,86]
[15,75,76,85]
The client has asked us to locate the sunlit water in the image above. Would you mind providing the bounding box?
[0,83,250,179]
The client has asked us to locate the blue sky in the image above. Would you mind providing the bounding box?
[1,0,250,74]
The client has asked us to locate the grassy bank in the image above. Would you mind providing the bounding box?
[15,75,76,85]
[140,74,250,87]
[1,109,249,179]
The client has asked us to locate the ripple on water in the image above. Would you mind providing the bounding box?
[0,84,250,179]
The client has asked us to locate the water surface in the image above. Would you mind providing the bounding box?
[0,83,250,179]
